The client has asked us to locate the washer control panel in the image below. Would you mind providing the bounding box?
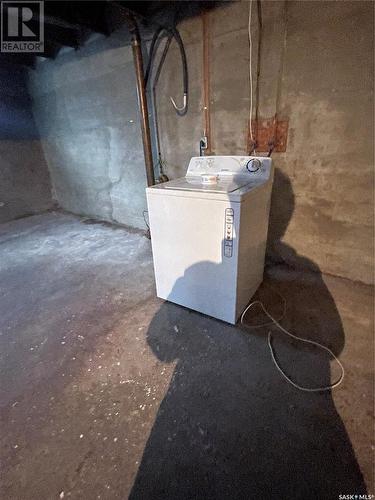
[187,155,272,181]
[224,208,234,258]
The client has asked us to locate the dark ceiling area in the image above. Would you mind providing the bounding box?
[1,0,226,68]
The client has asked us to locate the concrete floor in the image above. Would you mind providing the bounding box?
[0,212,373,499]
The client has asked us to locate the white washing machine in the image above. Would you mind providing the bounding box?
[146,156,274,324]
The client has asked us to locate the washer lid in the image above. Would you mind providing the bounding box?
[164,175,254,193]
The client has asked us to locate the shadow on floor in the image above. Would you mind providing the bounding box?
[129,170,366,499]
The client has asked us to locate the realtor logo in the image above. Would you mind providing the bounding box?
[1,1,44,52]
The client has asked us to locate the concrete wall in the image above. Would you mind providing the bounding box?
[156,1,374,284]
[30,31,148,229]
[0,60,53,223]
[29,1,373,283]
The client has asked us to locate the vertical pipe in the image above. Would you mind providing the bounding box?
[129,19,155,186]
[254,0,263,149]
[202,12,212,154]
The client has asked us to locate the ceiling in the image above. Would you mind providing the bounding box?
[0,1,226,68]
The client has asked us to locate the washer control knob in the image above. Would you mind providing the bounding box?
[246,158,261,173]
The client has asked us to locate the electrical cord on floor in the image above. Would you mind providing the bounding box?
[240,290,345,392]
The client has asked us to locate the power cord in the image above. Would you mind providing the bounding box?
[240,290,345,392]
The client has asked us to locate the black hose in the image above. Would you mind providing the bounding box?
[170,28,188,96]
[153,34,173,89]
[145,26,188,103]
[144,26,165,86]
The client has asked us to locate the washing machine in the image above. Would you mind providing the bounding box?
[146,155,273,324]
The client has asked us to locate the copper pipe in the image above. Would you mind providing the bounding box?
[128,17,155,186]
[202,12,212,154]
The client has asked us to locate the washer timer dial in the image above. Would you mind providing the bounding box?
[246,158,261,173]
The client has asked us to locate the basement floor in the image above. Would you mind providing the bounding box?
[0,212,373,499]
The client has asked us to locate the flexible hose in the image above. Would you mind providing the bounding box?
[152,34,173,90]
[144,26,165,86]
[170,28,188,96]
[145,26,188,115]
[240,295,345,392]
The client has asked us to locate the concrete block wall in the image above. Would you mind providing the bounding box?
[30,30,149,229]
[0,61,53,223]
[155,1,374,284]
